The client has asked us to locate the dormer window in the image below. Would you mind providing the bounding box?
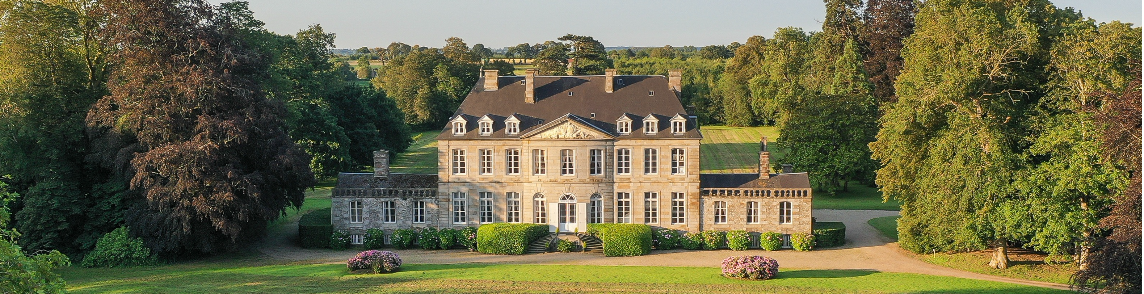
[671,114,687,134]
[451,116,467,136]
[478,115,493,136]
[643,114,659,135]
[617,115,632,135]
[505,115,520,135]
[648,90,654,96]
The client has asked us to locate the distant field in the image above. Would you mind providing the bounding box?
[698,125,782,173]
[390,130,440,174]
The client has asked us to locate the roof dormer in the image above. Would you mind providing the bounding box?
[478,115,494,136]
[643,114,659,135]
[451,116,468,136]
[616,114,633,135]
[670,114,687,135]
[505,115,521,135]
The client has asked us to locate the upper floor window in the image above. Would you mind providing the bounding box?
[671,117,686,134]
[643,114,659,135]
[616,148,631,175]
[617,115,632,135]
[506,148,521,175]
[560,149,575,176]
[479,149,493,175]
[451,149,467,175]
[452,121,466,136]
[532,149,547,175]
[644,148,658,174]
[589,149,603,175]
[505,116,520,135]
[779,201,793,224]
[479,121,492,136]
[670,148,686,175]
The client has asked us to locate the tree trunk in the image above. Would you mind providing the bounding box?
[988,240,1010,269]
[1076,231,1091,270]
[842,180,850,192]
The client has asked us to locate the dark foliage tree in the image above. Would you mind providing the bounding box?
[486,60,517,76]
[698,45,731,59]
[327,86,412,168]
[87,0,315,254]
[0,181,70,294]
[471,43,493,61]
[861,0,915,104]
[355,55,372,79]
[558,34,611,75]
[534,42,569,76]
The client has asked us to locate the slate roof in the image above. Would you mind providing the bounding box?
[333,173,437,190]
[699,173,812,189]
[437,75,702,140]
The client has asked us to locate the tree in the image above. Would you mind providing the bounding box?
[533,42,569,75]
[374,48,478,128]
[0,180,70,294]
[614,57,725,124]
[862,0,915,104]
[649,45,680,59]
[385,42,412,61]
[88,0,315,254]
[327,86,412,168]
[558,34,611,74]
[355,55,372,79]
[486,60,516,76]
[471,43,493,61]
[443,37,477,63]
[698,45,731,59]
[355,46,371,54]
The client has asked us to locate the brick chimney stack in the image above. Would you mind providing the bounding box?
[483,69,499,91]
[759,137,771,180]
[374,150,390,179]
[668,69,682,93]
[605,68,616,93]
[525,69,537,103]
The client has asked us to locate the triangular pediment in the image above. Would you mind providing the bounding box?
[522,118,613,140]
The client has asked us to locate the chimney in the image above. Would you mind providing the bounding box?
[525,69,537,103]
[605,68,616,93]
[373,150,390,179]
[759,137,770,180]
[668,69,682,93]
[782,164,794,174]
[483,69,499,91]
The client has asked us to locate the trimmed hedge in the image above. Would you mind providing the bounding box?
[589,224,652,257]
[701,230,725,250]
[476,223,549,255]
[299,209,333,248]
[760,232,783,251]
[726,230,750,251]
[813,222,846,248]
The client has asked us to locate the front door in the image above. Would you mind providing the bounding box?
[558,194,577,232]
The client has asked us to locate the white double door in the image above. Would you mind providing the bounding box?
[549,198,586,232]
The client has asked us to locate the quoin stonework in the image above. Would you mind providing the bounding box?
[332,69,813,247]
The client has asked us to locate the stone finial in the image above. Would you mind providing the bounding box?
[483,69,499,91]
[605,69,616,93]
[525,69,537,103]
[373,150,390,179]
[668,69,682,93]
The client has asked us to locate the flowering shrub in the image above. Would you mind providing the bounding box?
[418,227,440,250]
[458,227,478,251]
[347,250,402,274]
[652,228,682,250]
[329,230,351,250]
[557,239,574,253]
[391,229,416,249]
[721,255,779,280]
[701,230,725,250]
[759,232,783,251]
[364,229,386,249]
[438,228,457,249]
[726,230,750,251]
[791,233,815,251]
[681,232,703,250]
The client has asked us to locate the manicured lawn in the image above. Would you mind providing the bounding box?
[699,125,784,173]
[813,183,899,210]
[868,216,900,241]
[60,261,1067,293]
[390,130,439,174]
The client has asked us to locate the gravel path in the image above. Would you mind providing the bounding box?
[256,209,1070,291]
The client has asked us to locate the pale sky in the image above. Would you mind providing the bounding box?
[207,0,1143,49]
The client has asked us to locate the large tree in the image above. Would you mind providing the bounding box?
[861,0,915,104]
[87,0,315,254]
[533,42,569,76]
[558,34,611,75]
[374,46,478,128]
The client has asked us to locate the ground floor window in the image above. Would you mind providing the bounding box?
[350,200,363,224]
[506,192,521,223]
[534,194,547,224]
[746,201,759,224]
[383,200,396,223]
[589,194,602,224]
[644,192,658,224]
[779,201,792,224]
[452,192,467,224]
[670,192,685,225]
[412,200,425,223]
[479,192,493,223]
[713,201,727,224]
[350,234,364,245]
[782,234,792,248]
[616,192,631,223]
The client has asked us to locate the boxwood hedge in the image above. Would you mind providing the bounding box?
[298,208,332,248]
[813,222,846,248]
[589,224,652,257]
[476,223,550,255]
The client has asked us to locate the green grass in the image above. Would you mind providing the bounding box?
[868,216,900,241]
[60,262,1067,293]
[699,125,783,173]
[390,130,439,174]
[813,183,900,210]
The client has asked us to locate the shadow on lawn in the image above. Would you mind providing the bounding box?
[776,269,876,279]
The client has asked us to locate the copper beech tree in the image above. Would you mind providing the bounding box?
[86,0,314,254]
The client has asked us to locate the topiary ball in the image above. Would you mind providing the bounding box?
[721,255,779,280]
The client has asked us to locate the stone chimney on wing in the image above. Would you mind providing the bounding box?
[759,137,771,180]
[525,69,537,103]
[605,68,616,93]
[483,69,499,91]
[373,150,390,179]
[668,69,682,93]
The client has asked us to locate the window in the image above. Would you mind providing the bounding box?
[559,194,576,224]
[350,234,364,245]
[452,120,465,135]
[560,149,574,176]
[506,122,519,135]
[617,120,631,135]
[532,149,546,175]
[779,201,792,224]
[644,148,658,174]
[506,192,521,223]
[589,194,602,224]
[672,119,685,134]
[616,192,631,223]
[714,201,727,224]
[452,192,467,224]
[670,192,686,225]
[648,90,654,96]
[782,234,792,248]
[479,121,492,136]
[644,192,658,224]
[644,116,658,135]
[349,200,363,223]
[479,149,493,175]
[412,201,425,223]
[383,200,396,223]
[533,194,547,223]
[479,192,493,223]
[589,149,603,175]
[451,149,467,175]
[616,148,631,175]
[506,149,520,175]
[670,148,686,175]
[747,201,760,224]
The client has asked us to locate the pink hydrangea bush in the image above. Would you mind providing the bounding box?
[347,250,402,273]
[721,255,779,280]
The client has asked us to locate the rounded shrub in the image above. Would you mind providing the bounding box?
[791,233,815,251]
[812,222,846,248]
[759,232,783,251]
[330,230,351,250]
[391,229,416,249]
[457,227,478,251]
[418,227,440,250]
[681,231,704,250]
[364,228,386,249]
[726,230,750,251]
[476,223,550,255]
[557,239,574,253]
[347,250,402,274]
[653,228,682,250]
[81,227,157,268]
[438,228,457,249]
[591,224,652,257]
[721,255,779,280]
[701,230,725,250]
[298,208,332,248]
